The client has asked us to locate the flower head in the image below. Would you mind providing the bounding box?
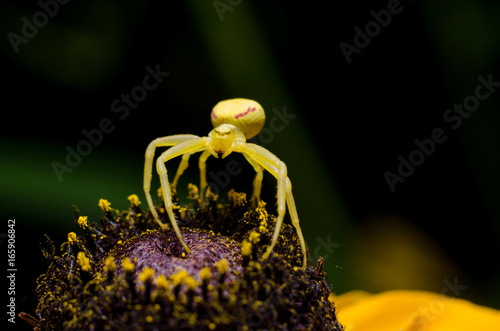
[21,188,343,330]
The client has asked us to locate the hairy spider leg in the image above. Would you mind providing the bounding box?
[242,153,264,206]
[198,149,212,200]
[156,138,209,253]
[241,143,308,269]
[170,153,190,193]
[144,134,199,230]
[282,179,307,269]
[171,146,207,193]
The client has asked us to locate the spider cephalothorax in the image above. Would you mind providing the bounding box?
[144,98,308,268]
[207,124,245,157]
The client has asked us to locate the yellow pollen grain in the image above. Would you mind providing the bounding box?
[241,240,252,256]
[184,275,198,291]
[216,259,229,275]
[98,199,112,212]
[200,267,211,282]
[77,216,89,229]
[171,270,189,287]
[187,183,199,200]
[77,251,91,272]
[104,256,116,273]
[248,231,260,244]
[68,232,77,244]
[156,275,170,290]
[122,257,135,273]
[127,194,141,207]
[139,267,155,283]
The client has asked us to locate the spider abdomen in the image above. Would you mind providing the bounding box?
[211,98,265,139]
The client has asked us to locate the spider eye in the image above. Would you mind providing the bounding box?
[211,98,265,139]
[214,127,231,136]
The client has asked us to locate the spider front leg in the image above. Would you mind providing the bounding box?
[198,149,212,200]
[243,153,264,206]
[241,143,308,269]
[155,138,208,253]
[170,153,190,194]
[171,146,207,194]
[144,134,199,229]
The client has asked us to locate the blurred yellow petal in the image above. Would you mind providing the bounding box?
[331,290,500,331]
[331,290,372,311]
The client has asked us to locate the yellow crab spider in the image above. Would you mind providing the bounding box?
[144,98,308,269]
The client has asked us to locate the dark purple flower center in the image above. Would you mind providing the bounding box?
[109,228,243,286]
